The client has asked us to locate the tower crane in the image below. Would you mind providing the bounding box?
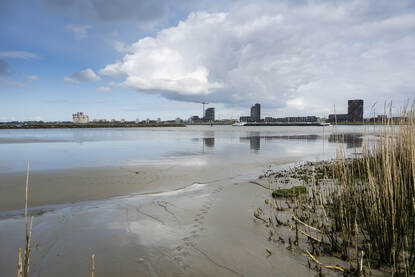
[194,101,209,117]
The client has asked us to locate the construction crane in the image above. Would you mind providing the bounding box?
[194,101,209,117]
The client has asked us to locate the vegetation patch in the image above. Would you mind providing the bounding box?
[272,186,306,198]
[255,105,415,276]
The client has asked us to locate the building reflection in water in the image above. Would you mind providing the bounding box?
[328,133,363,148]
[239,133,363,151]
[197,131,363,152]
[249,136,261,151]
[240,133,321,151]
[203,137,215,148]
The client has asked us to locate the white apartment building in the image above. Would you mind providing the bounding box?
[72,112,90,124]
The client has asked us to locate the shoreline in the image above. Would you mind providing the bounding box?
[0,123,186,129]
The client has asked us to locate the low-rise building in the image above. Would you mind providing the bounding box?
[189,115,201,123]
[239,116,252,122]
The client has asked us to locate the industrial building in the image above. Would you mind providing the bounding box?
[328,99,364,122]
[72,112,89,124]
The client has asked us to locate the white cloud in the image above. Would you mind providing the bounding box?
[98,86,111,92]
[65,24,91,39]
[27,75,38,81]
[100,1,415,115]
[0,51,39,59]
[64,68,101,83]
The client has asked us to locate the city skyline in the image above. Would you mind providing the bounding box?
[1,0,414,121]
[0,98,399,123]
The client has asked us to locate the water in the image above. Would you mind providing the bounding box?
[0,125,368,173]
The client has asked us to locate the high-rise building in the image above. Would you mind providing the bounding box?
[204,107,215,122]
[250,103,261,122]
[348,99,364,122]
[328,99,364,122]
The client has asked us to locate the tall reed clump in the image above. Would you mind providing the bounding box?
[326,104,415,275]
[17,161,34,277]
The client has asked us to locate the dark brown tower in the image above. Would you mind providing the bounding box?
[348,99,363,122]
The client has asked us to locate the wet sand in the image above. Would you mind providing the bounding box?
[0,157,305,212]
[0,174,318,277]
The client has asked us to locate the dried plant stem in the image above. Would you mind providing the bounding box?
[292,215,322,233]
[91,254,95,277]
[17,248,22,277]
[23,161,32,277]
[305,250,344,272]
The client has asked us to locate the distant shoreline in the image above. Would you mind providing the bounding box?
[0,123,186,129]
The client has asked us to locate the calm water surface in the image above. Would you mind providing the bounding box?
[0,125,370,172]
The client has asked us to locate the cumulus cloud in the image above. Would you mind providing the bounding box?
[65,24,91,39]
[64,68,101,83]
[0,51,39,59]
[100,0,415,114]
[27,75,38,81]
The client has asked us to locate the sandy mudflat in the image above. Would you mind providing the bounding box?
[0,175,320,277]
[0,156,304,212]
[0,156,345,276]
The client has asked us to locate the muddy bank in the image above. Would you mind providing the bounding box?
[253,161,389,276]
[0,158,300,212]
[0,173,317,277]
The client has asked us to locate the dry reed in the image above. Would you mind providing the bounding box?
[16,162,96,276]
[257,103,415,275]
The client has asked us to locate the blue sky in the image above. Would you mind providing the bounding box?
[1,0,414,121]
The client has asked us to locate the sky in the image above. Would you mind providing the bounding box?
[0,0,414,122]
